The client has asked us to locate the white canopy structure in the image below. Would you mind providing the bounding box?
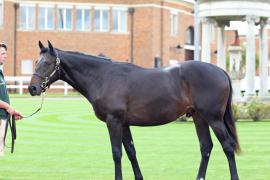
[199,0,270,97]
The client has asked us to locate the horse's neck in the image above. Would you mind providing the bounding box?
[59,54,108,102]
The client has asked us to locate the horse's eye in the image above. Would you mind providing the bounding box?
[44,60,52,65]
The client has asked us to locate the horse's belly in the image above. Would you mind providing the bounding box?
[127,116,178,126]
[126,111,183,126]
[126,98,187,126]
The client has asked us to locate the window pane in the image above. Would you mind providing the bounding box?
[19,7,27,29]
[66,9,72,30]
[94,10,100,31]
[84,9,90,30]
[47,8,54,29]
[76,9,82,30]
[0,3,3,26]
[112,10,127,32]
[171,14,178,36]
[120,11,127,32]
[102,10,109,31]
[174,16,177,33]
[29,7,35,29]
[112,10,118,31]
[39,7,45,30]
[58,9,64,30]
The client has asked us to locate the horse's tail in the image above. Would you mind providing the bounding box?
[223,71,241,154]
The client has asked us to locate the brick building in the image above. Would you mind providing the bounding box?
[0,0,195,76]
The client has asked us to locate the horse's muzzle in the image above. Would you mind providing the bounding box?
[28,85,42,96]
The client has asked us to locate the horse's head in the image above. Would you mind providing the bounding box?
[28,41,60,96]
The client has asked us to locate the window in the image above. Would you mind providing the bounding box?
[185,27,194,45]
[21,60,33,74]
[76,6,91,31]
[94,7,109,32]
[170,11,178,36]
[0,0,3,27]
[39,5,54,30]
[112,7,127,33]
[58,5,73,31]
[19,4,36,30]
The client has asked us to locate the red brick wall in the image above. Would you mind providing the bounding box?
[0,1,16,76]
[0,0,194,76]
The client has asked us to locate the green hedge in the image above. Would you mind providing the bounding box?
[233,98,270,121]
[177,98,270,122]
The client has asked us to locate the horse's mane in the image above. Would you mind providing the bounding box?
[40,48,112,63]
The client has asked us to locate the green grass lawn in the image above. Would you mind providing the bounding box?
[0,97,270,180]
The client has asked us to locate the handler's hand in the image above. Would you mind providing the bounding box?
[14,111,23,120]
[6,105,23,120]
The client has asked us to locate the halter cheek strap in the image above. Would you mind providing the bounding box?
[40,57,61,90]
[33,56,61,91]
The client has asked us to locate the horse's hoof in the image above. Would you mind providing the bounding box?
[196,178,205,180]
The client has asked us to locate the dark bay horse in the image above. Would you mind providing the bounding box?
[28,41,240,180]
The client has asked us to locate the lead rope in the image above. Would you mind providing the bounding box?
[22,93,45,118]
[4,115,17,153]
[3,93,45,153]
[4,115,16,153]
[4,53,60,153]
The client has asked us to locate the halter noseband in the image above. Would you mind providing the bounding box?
[33,56,61,91]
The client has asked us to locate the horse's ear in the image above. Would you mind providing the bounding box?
[47,40,55,55]
[38,41,44,50]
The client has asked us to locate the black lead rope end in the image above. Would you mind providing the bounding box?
[3,115,17,154]
[12,115,16,140]
[8,115,16,154]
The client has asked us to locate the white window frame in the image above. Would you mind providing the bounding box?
[19,4,36,31]
[39,4,55,31]
[112,7,127,33]
[21,60,33,75]
[94,6,109,32]
[170,10,179,36]
[58,4,73,31]
[0,0,4,27]
[76,5,91,31]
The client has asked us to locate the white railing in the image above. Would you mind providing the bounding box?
[239,76,270,91]
[3,76,270,96]
[5,76,73,95]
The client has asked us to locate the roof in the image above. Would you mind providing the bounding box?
[200,0,270,3]
[166,0,195,4]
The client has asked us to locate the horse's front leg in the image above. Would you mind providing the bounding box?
[106,114,123,180]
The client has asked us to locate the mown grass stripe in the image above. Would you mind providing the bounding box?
[0,98,269,180]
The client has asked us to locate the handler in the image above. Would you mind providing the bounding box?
[0,43,22,156]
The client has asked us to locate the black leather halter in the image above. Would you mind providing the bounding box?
[33,56,61,91]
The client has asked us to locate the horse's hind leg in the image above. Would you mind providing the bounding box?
[209,120,239,180]
[193,112,213,180]
[122,126,143,180]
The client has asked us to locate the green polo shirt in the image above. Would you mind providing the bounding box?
[0,69,10,120]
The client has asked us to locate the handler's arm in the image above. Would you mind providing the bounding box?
[0,100,23,120]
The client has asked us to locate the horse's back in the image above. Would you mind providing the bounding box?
[96,61,230,125]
